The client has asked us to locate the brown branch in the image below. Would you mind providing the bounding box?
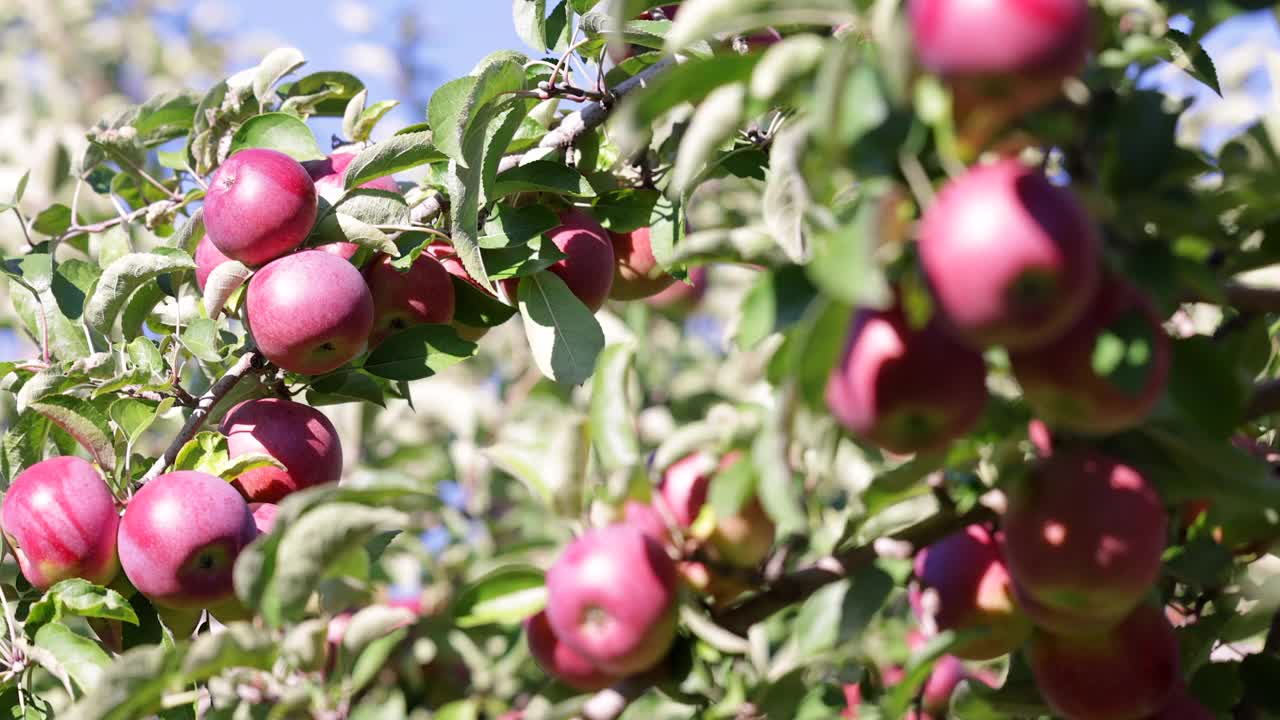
[714,504,996,635]
[1222,282,1280,314]
[141,351,265,481]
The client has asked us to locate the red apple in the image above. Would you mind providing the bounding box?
[363,252,456,346]
[545,525,679,675]
[1010,274,1171,435]
[910,525,1030,660]
[303,151,399,205]
[1002,450,1167,632]
[608,227,676,301]
[655,452,775,567]
[918,158,1100,351]
[656,452,716,528]
[1,457,120,589]
[315,242,362,263]
[842,682,862,719]
[249,503,278,535]
[246,249,375,375]
[922,655,965,715]
[825,304,988,454]
[1027,603,1179,720]
[219,398,343,503]
[118,471,257,610]
[204,148,318,266]
[525,609,619,692]
[501,209,615,313]
[1146,687,1214,720]
[426,242,498,342]
[622,500,671,547]
[646,265,709,311]
[195,236,233,292]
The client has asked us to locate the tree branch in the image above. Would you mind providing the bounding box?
[142,351,265,481]
[408,57,679,226]
[1222,282,1280,314]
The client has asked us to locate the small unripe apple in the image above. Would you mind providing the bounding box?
[303,151,399,204]
[646,266,709,311]
[1,457,120,589]
[525,609,618,692]
[545,525,679,675]
[1027,603,1179,720]
[219,398,343,503]
[195,236,233,292]
[910,525,1030,660]
[825,304,988,454]
[363,252,456,346]
[919,158,1101,351]
[609,227,676,301]
[118,471,257,610]
[1002,450,1167,632]
[246,249,375,375]
[1010,274,1171,435]
[204,148,318,266]
[249,503,278,534]
[501,209,615,313]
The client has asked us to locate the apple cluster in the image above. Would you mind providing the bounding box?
[822,0,1203,716]
[527,450,776,690]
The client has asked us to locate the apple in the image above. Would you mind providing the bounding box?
[1,457,120,590]
[245,249,375,375]
[918,159,1101,351]
[1010,274,1171,434]
[118,471,257,610]
[194,236,233,292]
[825,304,988,455]
[1027,603,1179,720]
[910,525,1030,660]
[315,242,362,263]
[219,398,343,503]
[842,682,862,719]
[656,452,716,528]
[426,242,499,342]
[363,252,456,347]
[922,655,965,715]
[622,500,671,547]
[608,226,677,301]
[303,151,399,204]
[249,503,278,534]
[500,209,616,313]
[656,451,776,567]
[908,0,1090,152]
[525,609,619,692]
[646,265,709,311]
[1002,450,1167,632]
[1146,687,1214,720]
[545,524,679,675]
[204,148,318,266]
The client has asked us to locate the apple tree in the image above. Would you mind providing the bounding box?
[0,0,1278,718]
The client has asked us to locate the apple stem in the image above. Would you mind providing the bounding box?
[141,350,267,482]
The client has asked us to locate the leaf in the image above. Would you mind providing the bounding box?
[33,622,111,694]
[26,579,140,632]
[229,112,324,161]
[1164,29,1221,97]
[736,266,818,349]
[807,195,892,308]
[492,161,595,197]
[454,565,548,629]
[614,53,759,154]
[201,259,251,321]
[327,189,411,227]
[428,58,526,162]
[181,317,222,363]
[306,371,387,407]
[793,567,893,658]
[60,645,180,720]
[513,0,548,51]
[1168,336,1246,439]
[170,207,205,253]
[350,100,401,143]
[133,91,199,146]
[181,622,278,680]
[589,343,640,472]
[332,214,398,256]
[277,71,365,116]
[591,189,660,232]
[518,271,605,386]
[751,35,828,102]
[6,255,94,361]
[253,47,306,103]
[672,83,746,193]
[172,432,229,475]
[753,396,807,536]
[708,454,754,519]
[363,325,479,381]
[342,605,417,654]
[84,249,195,336]
[32,204,75,236]
[343,132,446,190]
[763,117,812,262]
[29,395,116,472]
[110,397,172,446]
[342,88,368,141]
[217,453,285,482]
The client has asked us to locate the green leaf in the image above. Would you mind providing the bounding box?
[4,411,50,478]
[110,397,172,446]
[363,325,479,381]
[591,189,660,232]
[326,189,411,227]
[1164,29,1221,97]
[518,271,605,386]
[736,266,818,349]
[229,113,324,162]
[217,453,285,482]
[763,117,811,262]
[278,71,365,116]
[708,453,754,520]
[26,579,140,632]
[333,214,398,256]
[807,194,892,308]
[342,88,368,141]
[33,622,111,694]
[590,343,640,473]
[455,566,547,628]
[342,606,417,654]
[252,47,307,104]
[614,53,760,154]
[343,132,446,190]
[172,431,229,475]
[6,255,95,361]
[751,35,828,102]
[306,371,387,407]
[1168,336,1246,439]
[84,249,195,336]
[29,395,116,472]
[672,83,746,193]
[513,0,548,51]
[350,100,401,143]
[482,204,560,247]
[492,161,595,197]
[201,259,251,321]
[180,317,222,363]
[793,567,893,658]
[169,207,205,254]
[181,622,278,680]
[428,58,526,163]
[32,204,75,236]
[451,275,517,328]
[60,645,180,720]
[133,91,199,146]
